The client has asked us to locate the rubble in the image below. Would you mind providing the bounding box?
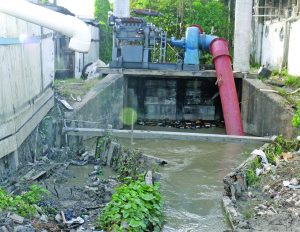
[0,138,163,231]
[223,140,300,231]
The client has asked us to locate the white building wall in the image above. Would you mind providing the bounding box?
[261,20,285,70]
[288,18,300,75]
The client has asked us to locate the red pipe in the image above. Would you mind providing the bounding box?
[209,38,244,136]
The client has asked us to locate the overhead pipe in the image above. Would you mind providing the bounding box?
[0,0,91,52]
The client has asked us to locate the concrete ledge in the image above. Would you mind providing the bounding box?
[96,68,258,79]
[65,128,276,144]
[65,74,124,129]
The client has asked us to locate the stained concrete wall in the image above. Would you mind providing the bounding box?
[0,13,54,170]
[288,18,300,75]
[261,20,285,69]
[241,79,298,139]
[65,74,125,131]
[251,0,300,73]
[127,76,221,121]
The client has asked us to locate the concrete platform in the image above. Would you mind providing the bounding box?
[96,68,258,79]
[65,127,276,144]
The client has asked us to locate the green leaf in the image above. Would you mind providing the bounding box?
[130,220,140,227]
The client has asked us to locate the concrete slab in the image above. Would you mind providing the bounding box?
[65,127,275,144]
[96,68,258,79]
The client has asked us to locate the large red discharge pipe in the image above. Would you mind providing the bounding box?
[209,38,244,136]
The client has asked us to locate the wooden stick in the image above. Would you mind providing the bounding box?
[61,211,67,225]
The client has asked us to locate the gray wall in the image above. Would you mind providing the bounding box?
[127,76,221,121]
[241,79,299,139]
[65,74,125,131]
[0,13,54,169]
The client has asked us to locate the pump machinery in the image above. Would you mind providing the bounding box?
[108,8,245,136]
[108,8,219,71]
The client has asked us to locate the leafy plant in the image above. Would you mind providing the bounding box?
[97,139,104,152]
[22,185,49,204]
[0,185,49,218]
[293,103,300,127]
[97,175,164,231]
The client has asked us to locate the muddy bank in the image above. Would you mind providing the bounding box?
[0,137,165,232]
[223,139,300,231]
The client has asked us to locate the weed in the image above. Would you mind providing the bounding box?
[293,103,300,127]
[246,157,262,186]
[0,185,49,218]
[224,212,230,223]
[54,78,100,99]
[272,66,288,77]
[250,61,261,69]
[22,185,49,204]
[285,75,300,87]
[97,175,164,231]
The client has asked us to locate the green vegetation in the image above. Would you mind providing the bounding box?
[246,157,262,186]
[250,53,261,69]
[91,0,231,62]
[117,152,140,180]
[0,185,49,218]
[266,135,299,156]
[292,104,300,127]
[97,175,164,231]
[270,67,300,88]
[54,77,100,99]
[94,0,113,63]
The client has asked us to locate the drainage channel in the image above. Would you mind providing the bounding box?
[83,127,262,231]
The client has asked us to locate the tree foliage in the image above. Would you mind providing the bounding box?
[130,0,230,40]
[130,0,231,62]
[94,0,113,64]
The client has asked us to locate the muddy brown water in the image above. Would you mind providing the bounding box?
[66,165,117,187]
[84,127,261,231]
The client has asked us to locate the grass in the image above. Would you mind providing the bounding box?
[285,75,300,88]
[54,77,101,100]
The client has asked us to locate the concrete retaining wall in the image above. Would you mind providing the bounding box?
[127,76,221,120]
[0,13,54,171]
[65,74,125,132]
[241,79,298,139]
